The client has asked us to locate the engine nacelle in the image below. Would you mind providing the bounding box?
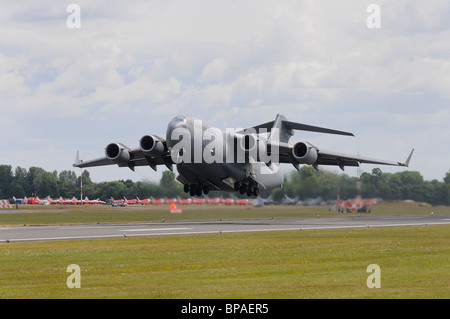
[292,142,318,165]
[140,135,165,157]
[105,143,131,165]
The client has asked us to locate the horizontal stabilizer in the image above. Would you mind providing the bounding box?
[240,115,354,140]
[283,120,355,137]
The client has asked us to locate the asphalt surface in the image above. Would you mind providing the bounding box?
[1,214,449,242]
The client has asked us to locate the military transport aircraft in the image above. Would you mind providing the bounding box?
[74,114,413,197]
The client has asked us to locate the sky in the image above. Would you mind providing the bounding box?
[1,0,449,184]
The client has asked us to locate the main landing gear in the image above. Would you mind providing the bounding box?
[184,183,209,196]
[183,182,259,197]
[234,182,259,197]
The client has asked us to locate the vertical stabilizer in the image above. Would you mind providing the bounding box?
[268,114,294,143]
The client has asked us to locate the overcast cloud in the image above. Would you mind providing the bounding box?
[1,0,449,184]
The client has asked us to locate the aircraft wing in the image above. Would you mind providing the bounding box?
[244,115,414,171]
[273,141,414,171]
[73,135,174,171]
[73,156,114,168]
[312,148,414,169]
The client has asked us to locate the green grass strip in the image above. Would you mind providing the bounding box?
[1,225,448,299]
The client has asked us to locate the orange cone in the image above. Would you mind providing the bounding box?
[169,203,182,214]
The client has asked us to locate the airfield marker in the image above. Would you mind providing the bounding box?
[169,203,183,214]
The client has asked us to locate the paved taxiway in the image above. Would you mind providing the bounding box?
[1,214,449,242]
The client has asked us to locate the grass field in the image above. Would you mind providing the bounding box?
[0,226,448,299]
[0,203,448,299]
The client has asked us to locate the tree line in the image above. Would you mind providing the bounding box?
[0,165,183,201]
[0,164,449,205]
[277,166,450,206]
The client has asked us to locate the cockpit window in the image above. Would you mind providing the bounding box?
[171,116,195,127]
[173,116,186,123]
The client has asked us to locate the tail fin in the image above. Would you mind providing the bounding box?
[269,114,354,143]
[245,114,354,144]
[269,114,292,143]
[242,114,294,143]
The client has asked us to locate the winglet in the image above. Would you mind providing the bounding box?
[399,148,414,167]
[74,150,82,167]
[405,148,414,167]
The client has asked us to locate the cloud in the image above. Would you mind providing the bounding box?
[1,0,449,182]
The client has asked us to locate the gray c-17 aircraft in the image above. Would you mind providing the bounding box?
[73,114,414,197]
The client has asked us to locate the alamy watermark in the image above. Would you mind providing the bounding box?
[66,264,81,288]
[66,4,81,29]
[367,4,381,29]
[66,4,381,30]
[168,119,281,174]
[366,264,381,288]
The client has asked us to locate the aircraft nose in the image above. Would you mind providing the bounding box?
[166,116,188,147]
[169,116,187,129]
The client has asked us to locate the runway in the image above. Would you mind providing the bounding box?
[1,214,449,243]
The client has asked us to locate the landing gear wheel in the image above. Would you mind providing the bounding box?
[189,185,196,196]
[239,184,247,195]
[247,184,256,197]
[196,183,203,196]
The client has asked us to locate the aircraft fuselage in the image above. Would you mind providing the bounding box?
[165,115,283,195]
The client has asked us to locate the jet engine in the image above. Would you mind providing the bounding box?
[140,135,165,157]
[292,142,318,165]
[105,143,131,165]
